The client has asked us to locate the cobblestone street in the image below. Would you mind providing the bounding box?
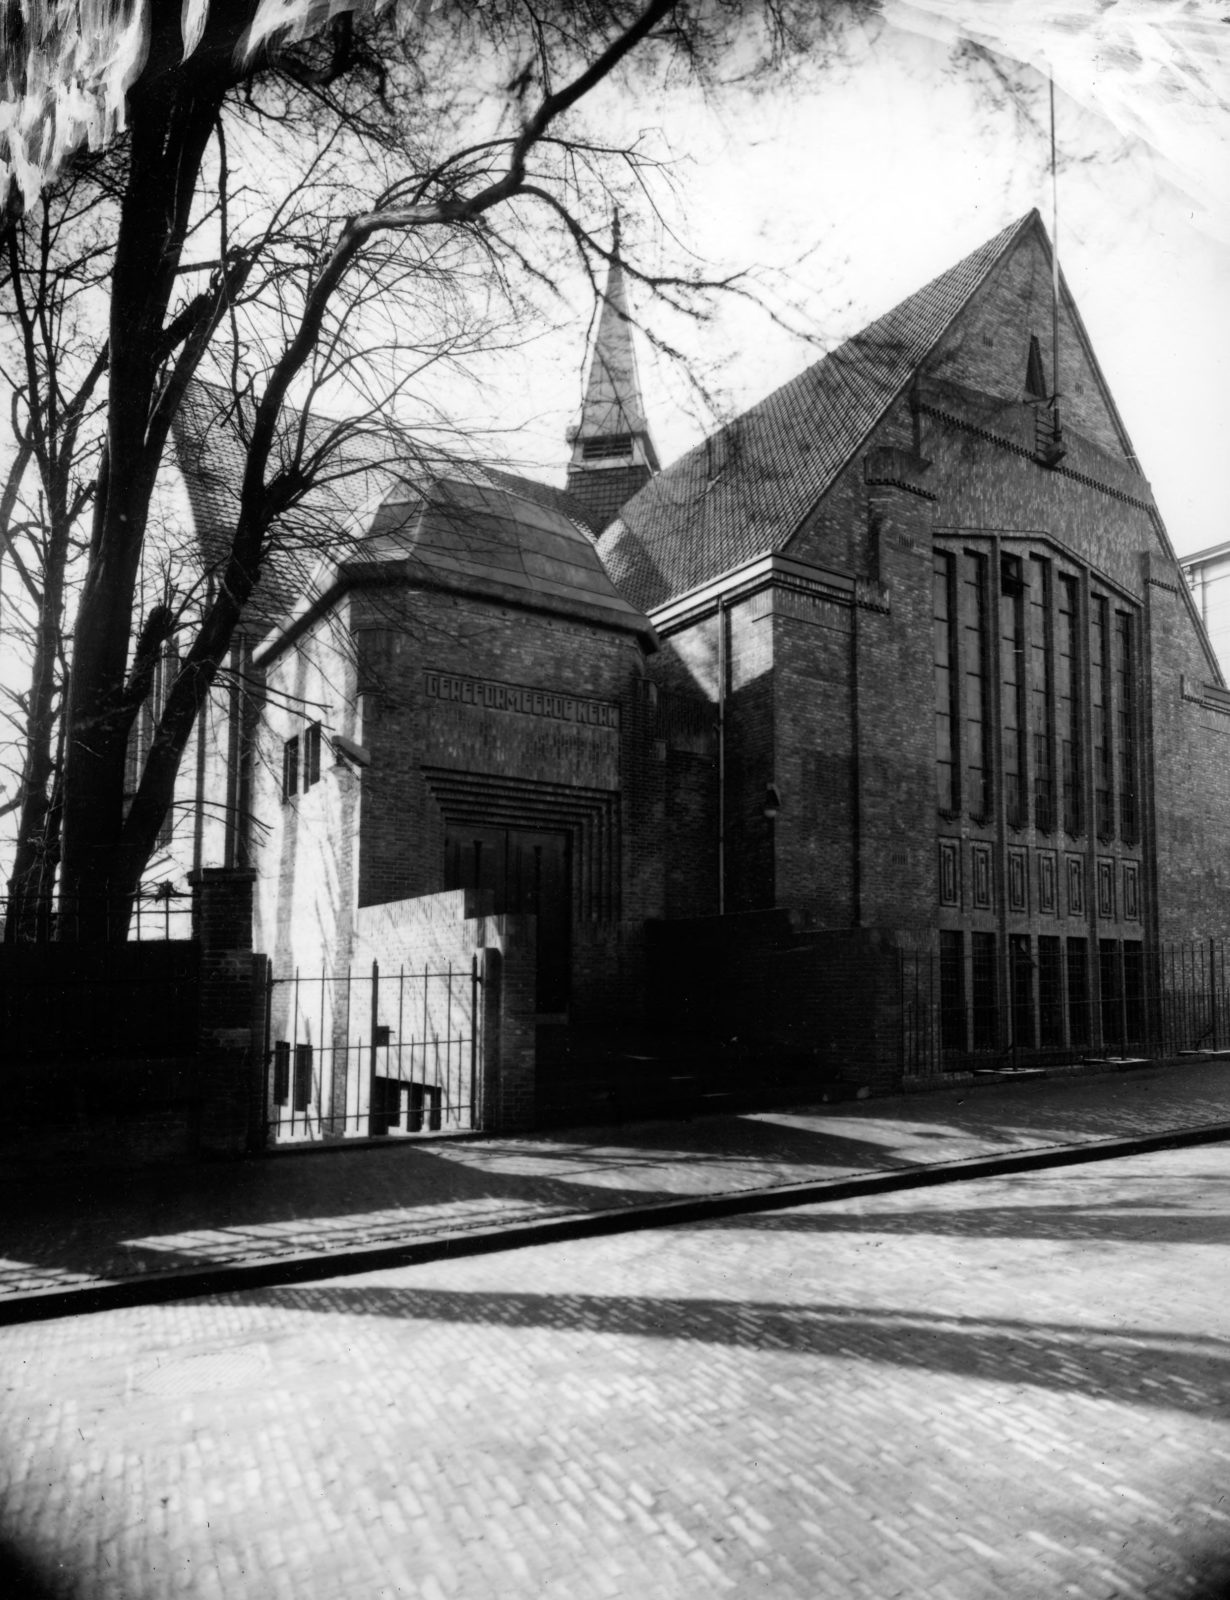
[4,1058,1230,1309]
[2,1141,1229,1599]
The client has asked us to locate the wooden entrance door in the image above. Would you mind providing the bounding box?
[445,826,571,1010]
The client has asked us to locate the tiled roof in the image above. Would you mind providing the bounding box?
[171,381,408,628]
[597,213,1037,612]
[482,467,601,538]
[171,381,600,628]
[364,476,655,646]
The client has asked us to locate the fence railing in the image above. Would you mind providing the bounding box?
[1158,940,1230,1055]
[266,958,481,1143]
[0,885,195,943]
[902,936,1230,1080]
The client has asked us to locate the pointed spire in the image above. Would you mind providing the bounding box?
[565,219,660,531]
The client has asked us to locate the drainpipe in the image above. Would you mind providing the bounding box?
[717,597,727,916]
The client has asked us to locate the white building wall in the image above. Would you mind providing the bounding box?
[250,596,364,980]
[1183,546,1230,682]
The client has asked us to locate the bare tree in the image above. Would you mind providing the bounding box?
[1,0,861,936]
[0,160,116,936]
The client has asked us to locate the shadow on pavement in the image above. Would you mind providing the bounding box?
[709,1190,1230,1247]
[241,1280,1230,1421]
[0,1059,1227,1296]
[0,1120,915,1291]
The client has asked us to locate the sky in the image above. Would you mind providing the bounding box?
[495,0,1230,561]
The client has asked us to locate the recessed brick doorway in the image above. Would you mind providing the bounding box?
[445,826,571,1011]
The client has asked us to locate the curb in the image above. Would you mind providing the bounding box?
[3,1118,1230,1328]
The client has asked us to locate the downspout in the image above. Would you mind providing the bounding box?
[192,693,207,875]
[192,575,214,875]
[223,644,240,869]
[717,597,727,916]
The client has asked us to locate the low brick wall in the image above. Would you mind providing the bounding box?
[352,891,538,1133]
[0,869,267,1168]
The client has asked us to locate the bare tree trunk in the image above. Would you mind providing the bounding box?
[58,71,227,937]
[5,503,71,938]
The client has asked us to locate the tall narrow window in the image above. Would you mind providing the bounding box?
[1114,611,1139,843]
[972,932,998,1051]
[1123,941,1145,1044]
[1000,555,1028,828]
[1056,574,1082,835]
[282,735,300,802]
[1038,935,1064,1048]
[960,552,991,819]
[1028,555,1055,832]
[1010,934,1035,1050]
[304,722,323,790]
[933,552,959,811]
[939,930,966,1053]
[1067,937,1090,1047]
[1091,596,1114,838]
[1099,939,1122,1048]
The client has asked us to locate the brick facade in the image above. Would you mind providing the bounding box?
[176,214,1230,1123]
[627,219,1230,1083]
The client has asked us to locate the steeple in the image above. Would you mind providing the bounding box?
[565,216,659,532]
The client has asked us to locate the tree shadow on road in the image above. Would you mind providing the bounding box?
[709,1184,1230,1248]
[244,1278,1230,1423]
[0,1063,1226,1299]
[0,1119,916,1294]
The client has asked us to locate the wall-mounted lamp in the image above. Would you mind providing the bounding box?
[763,783,782,821]
[332,734,372,769]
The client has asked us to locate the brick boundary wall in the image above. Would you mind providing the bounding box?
[191,868,266,1157]
[0,870,266,1168]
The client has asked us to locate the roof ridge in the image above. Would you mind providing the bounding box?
[598,212,1040,611]
[648,210,1035,491]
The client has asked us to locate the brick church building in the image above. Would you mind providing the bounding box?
[167,209,1230,1132]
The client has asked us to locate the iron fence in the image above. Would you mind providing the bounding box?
[266,958,481,1143]
[1158,940,1230,1055]
[902,935,1230,1080]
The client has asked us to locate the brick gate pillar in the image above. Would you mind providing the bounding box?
[191,867,264,1155]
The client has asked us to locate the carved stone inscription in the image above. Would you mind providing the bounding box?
[424,669,619,790]
[425,671,619,729]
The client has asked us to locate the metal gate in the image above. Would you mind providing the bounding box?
[265,958,481,1143]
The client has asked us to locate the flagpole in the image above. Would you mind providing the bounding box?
[1050,72,1062,439]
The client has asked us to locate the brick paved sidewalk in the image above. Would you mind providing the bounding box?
[2,1055,1229,1319]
